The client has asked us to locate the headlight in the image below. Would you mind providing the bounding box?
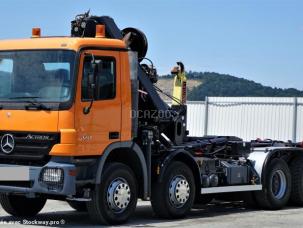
[42,168,63,182]
[39,168,64,191]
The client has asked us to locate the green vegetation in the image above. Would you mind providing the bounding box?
[161,71,303,101]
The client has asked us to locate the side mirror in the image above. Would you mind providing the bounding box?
[83,57,98,114]
[87,62,98,99]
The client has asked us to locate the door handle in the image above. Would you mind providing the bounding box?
[109,132,120,139]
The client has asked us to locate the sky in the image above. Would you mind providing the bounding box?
[0,0,302,89]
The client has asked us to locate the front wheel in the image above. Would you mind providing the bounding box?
[151,161,195,218]
[0,194,46,216]
[87,163,138,225]
[254,158,291,210]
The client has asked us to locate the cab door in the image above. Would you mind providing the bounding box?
[75,50,121,156]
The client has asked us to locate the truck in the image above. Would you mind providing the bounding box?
[0,12,302,225]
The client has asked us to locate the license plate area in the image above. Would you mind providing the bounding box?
[0,166,30,181]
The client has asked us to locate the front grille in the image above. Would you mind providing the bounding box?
[0,132,60,165]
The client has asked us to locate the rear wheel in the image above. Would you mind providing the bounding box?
[254,158,291,210]
[87,163,138,225]
[289,156,303,205]
[0,194,46,216]
[151,161,195,218]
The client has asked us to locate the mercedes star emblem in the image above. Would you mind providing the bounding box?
[1,134,15,154]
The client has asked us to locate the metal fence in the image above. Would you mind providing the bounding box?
[182,97,303,142]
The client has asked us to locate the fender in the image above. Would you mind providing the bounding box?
[95,141,149,199]
[248,146,303,183]
[158,149,201,186]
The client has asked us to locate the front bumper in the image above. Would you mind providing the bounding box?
[0,161,76,196]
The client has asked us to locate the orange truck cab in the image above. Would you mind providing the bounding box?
[0,36,132,153]
[0,16,142,222]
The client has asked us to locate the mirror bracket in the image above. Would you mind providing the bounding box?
[83,54,98,115]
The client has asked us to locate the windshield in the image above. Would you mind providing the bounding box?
[0,50,75,104]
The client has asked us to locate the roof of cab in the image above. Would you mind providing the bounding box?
[0,37,126,51]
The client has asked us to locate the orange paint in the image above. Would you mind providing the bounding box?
[73,50,122,156]
[0,37,125,51]
[95,25,105,38]
[0,110,58,132]
[31,28,41,38]
[0,36,132,157]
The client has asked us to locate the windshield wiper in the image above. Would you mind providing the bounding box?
[9,96,51,111]
[9,96,41,100]
[25,102,51,111]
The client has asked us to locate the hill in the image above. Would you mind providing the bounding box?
[156,78,202,101]
[158,71,303,101]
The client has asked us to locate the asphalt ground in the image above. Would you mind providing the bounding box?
[0,200,303,227]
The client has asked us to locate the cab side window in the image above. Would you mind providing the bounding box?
[82,56,116,100]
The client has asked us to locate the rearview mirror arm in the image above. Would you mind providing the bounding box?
[83,58,98,115]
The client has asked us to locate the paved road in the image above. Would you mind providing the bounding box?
[0,200,303,227]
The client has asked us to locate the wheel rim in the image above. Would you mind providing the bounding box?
[271,170,287,200]
[107,178,131,213]
[169,175,190,208]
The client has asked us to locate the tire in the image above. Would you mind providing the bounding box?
[67,200,87,212]
[254,158,291,210]
[0,194,46,216]
[289,156,303,205]
[151,161,195,219]
[87,163,138,225]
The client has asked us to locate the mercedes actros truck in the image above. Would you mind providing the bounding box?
[0,12,302,225]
